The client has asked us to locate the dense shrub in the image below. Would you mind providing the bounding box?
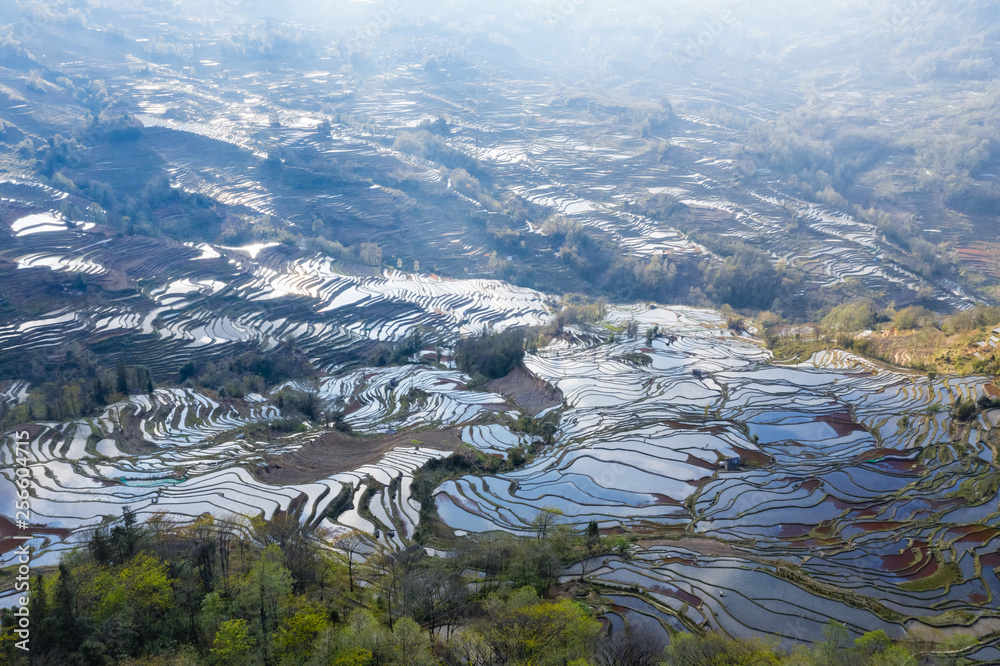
[455,329,525,381]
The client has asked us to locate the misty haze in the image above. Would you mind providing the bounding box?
[1,1,999,664]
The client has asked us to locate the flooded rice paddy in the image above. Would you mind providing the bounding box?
[0,32,997,658]
[2,297,997,652]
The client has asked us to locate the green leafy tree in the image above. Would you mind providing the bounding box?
[273,602,327,665]
[387,617,437,666]
[86,551,175,656]
[822,300,879,333]
[892,306,936,331]
[45,563,85,656]
[211,618,256,665]
[231,543,294,664]
[332,647,375,666]
[334,610,391,664]
[585,520,600,551]
[663,631,781,665]
[459,586,601,666]
[455,329,526,381]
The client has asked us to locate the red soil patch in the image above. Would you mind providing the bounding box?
[6,424,46,438]
[649,584,701,607]
[813,522,837,537]
[779,523,814,538]
[799,478,822,492]
[880,459,925,473]
[956,243,1000,279]
[880,541,936,580]
[859,521,906,532]
[484,364,562,416]
[662,420,728,436]
[637,537,747,558]
[685,453,718,470]
[729,445,770,466]
[649,494,681,506]
[598,526,629,536]
[826,496,858,510]
[0,515,72,555]
[879,548,918,571]
[980,553,1000,567]
[851,448,917,465]
[817,412,867,437]
[901,556,940,581]
[258,428,463,483]
[947,526,1000,544]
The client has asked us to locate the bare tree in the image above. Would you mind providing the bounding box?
[531,506,563,540]
[249,511,319,595]
[593,622,665,666]
[335,530,365,593]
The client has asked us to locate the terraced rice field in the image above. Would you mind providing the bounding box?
[3,294,997,654]
[2,22,998,658]
[431,305,1000,652]
[0,366,511,567]
[0,184,552,377]
[11,30,973,309]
